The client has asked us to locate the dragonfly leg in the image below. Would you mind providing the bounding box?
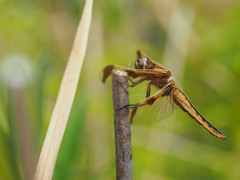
[128,77,135,85]
[129,79,143,87]
[116,104,137,111]
[114,78,143,88]
[146,83,151,98]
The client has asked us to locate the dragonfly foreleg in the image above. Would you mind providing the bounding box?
[128,79,143,87]
[114,77,143,88]
[116,104,137,112]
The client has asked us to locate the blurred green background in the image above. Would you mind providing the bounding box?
[0,0,239,179]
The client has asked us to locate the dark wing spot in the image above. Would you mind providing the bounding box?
[162,87,173,97]
[147,98,156,105]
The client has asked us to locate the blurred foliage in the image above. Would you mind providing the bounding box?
[0,0,240,179]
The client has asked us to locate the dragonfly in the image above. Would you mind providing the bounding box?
[100,50,227,140]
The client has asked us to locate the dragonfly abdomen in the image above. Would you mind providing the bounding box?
[172,88,226,140]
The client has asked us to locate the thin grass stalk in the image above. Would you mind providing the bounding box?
[33,0,93,179]
[13,88,34,180]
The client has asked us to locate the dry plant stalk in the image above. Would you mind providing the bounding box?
[33,0,93,179]
[112,72,133,180]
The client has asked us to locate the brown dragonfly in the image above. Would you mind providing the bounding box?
[100,50,226,140]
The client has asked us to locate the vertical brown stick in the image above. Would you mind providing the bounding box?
[112,72,133,180]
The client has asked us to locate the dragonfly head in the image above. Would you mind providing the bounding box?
[135,58,152,70]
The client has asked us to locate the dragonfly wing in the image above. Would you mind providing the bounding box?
[100,65,168,94]
[100,65,136,89]
[130,84,174,125]
[172,88,227,140]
